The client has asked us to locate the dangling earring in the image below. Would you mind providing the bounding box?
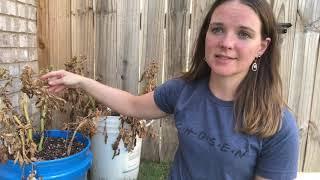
[251,56,260,72]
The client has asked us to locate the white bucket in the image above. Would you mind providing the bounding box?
[90,116,142,180]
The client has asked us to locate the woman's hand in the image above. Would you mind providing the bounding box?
[40,70,85,92]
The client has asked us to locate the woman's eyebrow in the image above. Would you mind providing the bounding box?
[209,22,223,26]
[239,26,256,34]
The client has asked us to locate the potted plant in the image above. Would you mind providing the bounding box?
[0,66,93,179]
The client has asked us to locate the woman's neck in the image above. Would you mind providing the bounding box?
[208,72,245,101]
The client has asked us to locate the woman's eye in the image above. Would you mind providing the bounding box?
[238,31,251,39]
[210,27,224,34]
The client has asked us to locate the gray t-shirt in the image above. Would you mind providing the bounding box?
[154,78,299,180]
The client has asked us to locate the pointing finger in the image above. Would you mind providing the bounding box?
[40,70,65,80]
[48,78,64,86]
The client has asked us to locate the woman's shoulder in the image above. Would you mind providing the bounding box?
[281,108,298,134]
[257,108,299,179]
[264,108,299,143]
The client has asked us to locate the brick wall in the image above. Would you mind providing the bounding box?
[0,0,38,116]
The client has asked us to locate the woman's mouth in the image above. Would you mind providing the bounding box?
[215,54,237,62]
[214,54,237,65]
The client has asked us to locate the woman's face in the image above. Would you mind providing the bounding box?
[205,0,270,79]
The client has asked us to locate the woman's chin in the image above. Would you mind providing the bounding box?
[210,68,235,77]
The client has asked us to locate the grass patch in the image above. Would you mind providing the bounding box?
[138,160,171,180]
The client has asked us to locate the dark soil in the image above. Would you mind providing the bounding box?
[35,137,85,161]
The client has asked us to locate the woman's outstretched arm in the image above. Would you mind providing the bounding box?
[41,70,166,119]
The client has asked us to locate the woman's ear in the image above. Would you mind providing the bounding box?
[259,37,271,55]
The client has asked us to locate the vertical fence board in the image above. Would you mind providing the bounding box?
[139,0,166,162]
[287,8,308,171]
[48,0,72,69]
[272,0,299,101]
[165,0,190,78]
[304,37,320,171]
[117,0,140,93]
[95,0,120,88]
[188,0,213,68]
[71,0,95,78]
[140,0,166,65]
[298,32,319,171]
[300,0,320,171]
[37,0,49,69]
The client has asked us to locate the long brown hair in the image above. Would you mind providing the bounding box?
[181,0,284,138]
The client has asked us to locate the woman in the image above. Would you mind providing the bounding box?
[42,0,299,179]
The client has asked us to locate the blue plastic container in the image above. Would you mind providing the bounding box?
[0,130,93,180]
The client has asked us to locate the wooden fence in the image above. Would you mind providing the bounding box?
[37,0,320,171]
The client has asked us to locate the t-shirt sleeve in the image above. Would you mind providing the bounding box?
[255,109,299,180]
[153,78,186,114]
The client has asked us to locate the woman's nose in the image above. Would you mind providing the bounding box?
[219,33,235,50]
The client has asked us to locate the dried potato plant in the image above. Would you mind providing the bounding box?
[62,56,110,121]
[139,62,159,94]
[63,56,94,119]
[0,67,37,165]
[21,66,66,151]
[111,62,159,158]
[0,66,66,165]
[61,56,111,155]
